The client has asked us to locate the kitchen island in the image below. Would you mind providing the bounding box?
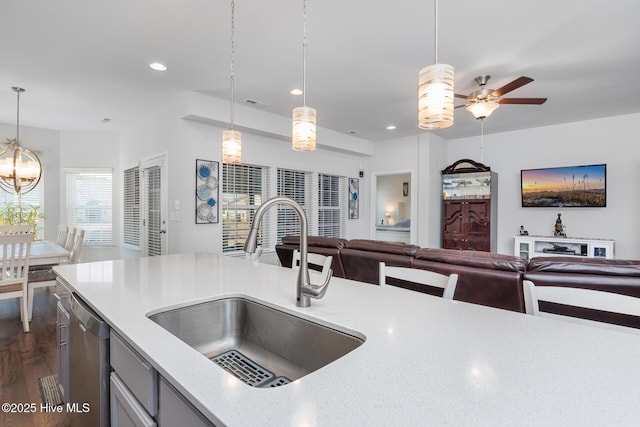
[55,253,640,426]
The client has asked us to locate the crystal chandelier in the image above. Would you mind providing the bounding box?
[0,87,42,194]
[292,0,317,151]
[222,0,242,164]
[418,0,454,130]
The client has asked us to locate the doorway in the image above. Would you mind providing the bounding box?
[140,154,168,256]
[371,171,416,244]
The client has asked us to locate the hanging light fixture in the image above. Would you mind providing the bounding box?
[0,87,42,194]
[418,0,454,130]
[292,0,316,151]
[467,100,500,120]
[222,0,242,164]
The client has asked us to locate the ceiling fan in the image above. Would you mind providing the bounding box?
[455,75,547,119]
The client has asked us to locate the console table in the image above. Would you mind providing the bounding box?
[514,235,615,260]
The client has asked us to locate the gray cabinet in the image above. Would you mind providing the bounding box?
[110,373,157,427]
[158,377,215,427]
[110,331,159,427]
[55,279,71,403]
[55,300,70,402]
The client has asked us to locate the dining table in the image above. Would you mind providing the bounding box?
[29,240,70,267]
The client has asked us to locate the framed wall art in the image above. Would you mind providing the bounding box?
[349,177,359,219]
[195,159,219,223]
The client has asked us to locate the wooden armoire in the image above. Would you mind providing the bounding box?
[441,159,497,252]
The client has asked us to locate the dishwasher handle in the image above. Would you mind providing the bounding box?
[70,293,110,339]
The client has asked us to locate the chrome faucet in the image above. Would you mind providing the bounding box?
[243,196,332,308]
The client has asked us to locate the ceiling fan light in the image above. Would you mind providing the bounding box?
[418,63,454,129]
[222,129,242,164]
[467,100,500,120]
[292,106,316,151]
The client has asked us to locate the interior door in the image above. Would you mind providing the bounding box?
[140,155,167,256]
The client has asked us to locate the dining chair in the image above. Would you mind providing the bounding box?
[28,229,86,320]
[0,232,34,332]
[0,224,32,235]
[291,249,333,282]
[56,225,69,246]
[379,262,458,300]
[64,226,77,251]
[523,280,640,335]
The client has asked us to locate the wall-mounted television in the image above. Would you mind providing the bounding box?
[521,164,606,207]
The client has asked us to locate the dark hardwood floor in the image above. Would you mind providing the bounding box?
[0,288,71,427]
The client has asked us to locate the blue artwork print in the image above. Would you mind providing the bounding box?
[196,159,219,223]
[349,177,359,219]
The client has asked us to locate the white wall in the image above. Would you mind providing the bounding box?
[118,91,370,256]
[446,113,640,259]
[369,133,448,247]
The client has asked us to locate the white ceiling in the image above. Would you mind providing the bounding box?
[1,0,639,143]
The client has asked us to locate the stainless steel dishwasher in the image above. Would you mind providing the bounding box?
[69,292,110,427]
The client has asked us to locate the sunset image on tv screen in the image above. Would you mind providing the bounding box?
[521,164,606,207]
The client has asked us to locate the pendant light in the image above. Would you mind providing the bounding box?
[292,0,316,151]
[222,0,242,164]
[418,0,454,130]
[0,87,42,194]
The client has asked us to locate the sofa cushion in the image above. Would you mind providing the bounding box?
[415,248,527,273]
[345,239,419,256]
[281,235,347,249]
[528,256,640,277]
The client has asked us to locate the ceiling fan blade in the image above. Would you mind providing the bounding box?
[491,76,533,97]
[499,97,547,105]
[454,93,472,100]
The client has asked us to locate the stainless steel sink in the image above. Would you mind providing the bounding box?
[148,297,364,387]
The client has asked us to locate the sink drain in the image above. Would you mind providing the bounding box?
[211,350,291,388]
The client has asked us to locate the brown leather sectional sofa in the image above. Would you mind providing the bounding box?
[525,256,640,328]
[275,236,640,326]
[276,236,527,312]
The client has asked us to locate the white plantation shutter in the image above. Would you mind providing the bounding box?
[123,167,140,248]
[222,163,271,254]
[66,168,113,245]
[276,168,312,244]
[318,174,345,238]
[144,165,162,256]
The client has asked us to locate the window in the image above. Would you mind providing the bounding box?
[123,167,140,248]
[318,174,345,238]
[222,163,270,254]
[0,177,45,239]
[276,168,313,244]
[66,168,113,245]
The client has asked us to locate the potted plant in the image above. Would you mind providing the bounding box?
[0,200,46,239]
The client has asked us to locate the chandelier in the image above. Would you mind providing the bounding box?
[0,87,42,194]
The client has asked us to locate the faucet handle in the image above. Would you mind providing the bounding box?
[301,269,332,299]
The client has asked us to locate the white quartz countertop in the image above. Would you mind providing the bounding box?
[55,253,640,426]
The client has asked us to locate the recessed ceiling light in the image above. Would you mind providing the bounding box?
[386,125,397,130]
[149,62,167,71]
[290,89,303,95]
